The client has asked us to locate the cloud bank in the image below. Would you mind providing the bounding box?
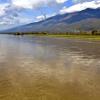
[12,0,67,9]
[0,0,68,27]
[60,0,100,14]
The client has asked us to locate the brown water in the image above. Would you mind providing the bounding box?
[0,35,100,100]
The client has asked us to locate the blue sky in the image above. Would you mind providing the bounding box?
[0,0,100,30]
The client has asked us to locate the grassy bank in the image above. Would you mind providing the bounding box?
[30,34,100,41]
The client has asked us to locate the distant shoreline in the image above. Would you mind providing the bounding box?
[19,34,100,41]
[1,33,100,41]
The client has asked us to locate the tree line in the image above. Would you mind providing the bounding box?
[6,30,100,35]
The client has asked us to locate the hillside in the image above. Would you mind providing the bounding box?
[4,8,100,33]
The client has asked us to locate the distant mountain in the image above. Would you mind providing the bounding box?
[3,8,100,33]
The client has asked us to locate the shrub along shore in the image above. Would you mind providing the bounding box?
[5,30,100,41]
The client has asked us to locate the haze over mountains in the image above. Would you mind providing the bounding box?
[4,8,100,33]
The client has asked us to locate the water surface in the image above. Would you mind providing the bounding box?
[0,35,100,100]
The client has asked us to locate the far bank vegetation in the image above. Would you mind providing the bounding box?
[8,30,100,36]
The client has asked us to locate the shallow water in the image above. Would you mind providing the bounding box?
[0,35,100,100]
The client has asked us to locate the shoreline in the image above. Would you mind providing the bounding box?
[26,34,100,41]
[2,34,100,41]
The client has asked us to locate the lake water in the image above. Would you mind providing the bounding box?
[0,35,100,100]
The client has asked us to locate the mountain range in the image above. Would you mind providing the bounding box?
[3,8,100,33]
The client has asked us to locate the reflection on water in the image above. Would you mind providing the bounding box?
[0,35,100,100]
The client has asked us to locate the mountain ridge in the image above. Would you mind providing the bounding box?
[3,8,100,33]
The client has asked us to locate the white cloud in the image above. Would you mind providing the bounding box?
[72,0,94,3]
[60,0,100,14]
[36,15,45,21]
[0,3,9,16]
[0,3,26,25]
[0,0,68,27]
[56,0,68,3]
[36,13,56,21]
[12,0,67,9]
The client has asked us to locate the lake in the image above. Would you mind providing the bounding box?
[0,35,100,100]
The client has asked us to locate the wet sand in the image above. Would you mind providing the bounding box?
[0,35,100,100]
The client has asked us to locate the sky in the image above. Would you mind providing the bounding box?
[0,0,100,30]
